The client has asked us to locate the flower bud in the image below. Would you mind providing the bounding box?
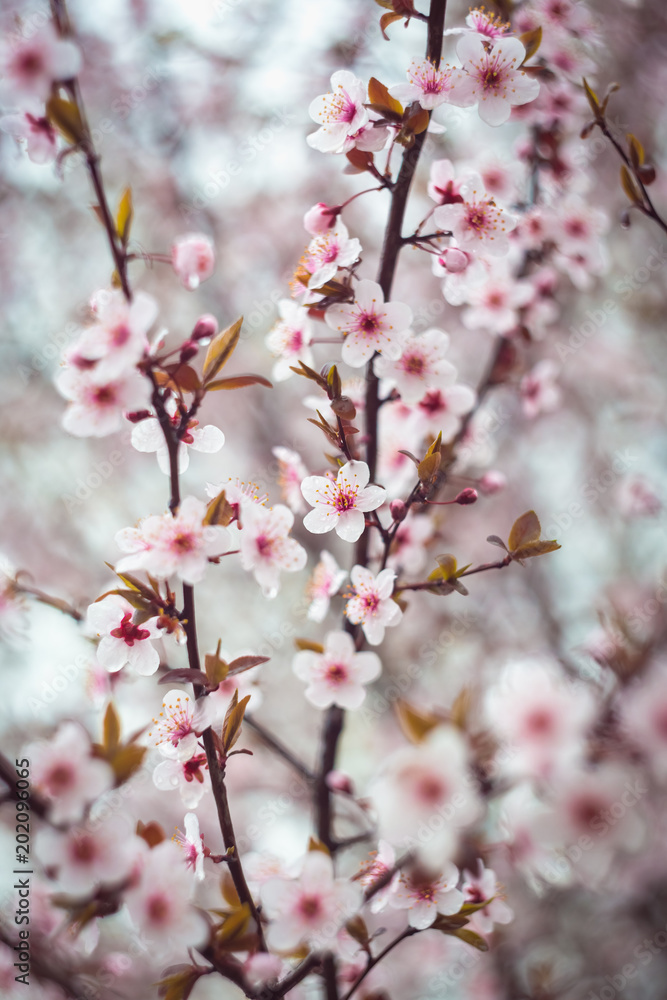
[303,202,340,235]
[390,499,408,522]
[179,340,198,363]
[455,488,478,505]
[171,233,215,290]
[126,409,152,423]
[479,471,507,495]
[326,769,354,795]
[438,247,469,274]
[331,395,357,420]
[191,313,218,342]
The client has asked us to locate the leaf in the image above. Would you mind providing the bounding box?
[163,363,201,394]
[486,535,509,552]
[431,912,470,931]
[110,744,146,785]
[395,699,440,743]
[345,148,375,173]
[157,668,211,687]
[327,364,342,399]
[380,10,403,38]
[450,687,471,729]
[289,360,329,390]
[228,654,270,674]
[582,77,601,118]
[103,703,121,754]
[116,186,133,247]
[205,373,272,391]
[459,897,494,915]
[295,638,325,653]
[620,164,642,206]
[203,317,243,383]
[220,870,241,908]
[156,966,201,1000]
[508,510,541,553]
[627,133,645,168]
[205,640,229,687]
[136,820,165,848]
[345,915,370,946]
[205,489,235,527]
[368,77,404,117]
[417,452,441,482]
[404,106,430,135]
[511,538,561,561]
[308,837,331,854]
[449,927,489,951]
[519,25,542,63]
[46,96,85,144]
[222,690,251,753]
[216,903,251,944]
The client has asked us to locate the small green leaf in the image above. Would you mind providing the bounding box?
[203,317,243,383]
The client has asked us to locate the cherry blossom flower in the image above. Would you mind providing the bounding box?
[462,268,533,335]
[173,812,205,881]
[35,817,136,896]
[148,689,200,761]
[391,59,457,111]
[124,840,208,952]
[386,513,433,575]
[461,861,513,934]
[56,367,150,438]
[410,381,477,441]
[87,594,164,675]
[131,399,224,475]
[0,108,57,163]
[325,280,412,367]
[520,359,562,418]
[24,722,113,825]
[304,220,362,289]
[620,661,667,778]
[371,726,482,866]
[434,173,517,256]
[244,954,284,990]
[552,195,609,255]
[390,862,463,929]
[265,300,314,381]
[153,755,209,809]
[206,477,268,521]
[239,501,307,598]
[427,159,465,205]
[293,630,381,709]
[306,551,348,622]
[272,446,309,514]
[1,24,81,101]
[71,289,156,378]
[355,841,399,913]
[484,659,596,778]
[307,70,369,154]
[171,233,215,290]
[301,460,386,543]
[449,36,540,127]
[260,851,360,951]
[115,496,230,585]
[344,565,402,645]
[375,329,457,405]
[616,477,662,519]
[304,202,339,234]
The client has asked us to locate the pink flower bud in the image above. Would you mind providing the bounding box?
[455,488,478,505]
[390,499,408,522]
[244,953,283,988]
[171,233,215,290]
[479,471,507,495]
[126,409,152,423]
[326,769,354,795]
[438,248,470,274]
[179,340,198,363]
[191,313,218,342]
[303,202,339,235]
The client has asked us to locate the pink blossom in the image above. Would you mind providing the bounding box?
[306,550,347,622]
[375,328,457,405]
[390,862,463,929]
[148,689,200,762]
[260,851,361,951]
[386,514,433,575]
[1,24,81,101]
[620,662,667,778]
[553,195,609,254]
[479,470,507,495]
[461,861,513,934]
[325,280,412,367]
[35,817,136,896]
[56,367,151,437]
[244,954,284,989]
[304,202,340,234]
[616,477,662,518]
[131,398,224,475]
[437,247,471,273]
[304,219,362,289]
[272,446,309,514]
[434,173,517,256]
[344,565,402,645]
[427,159,465,205]
[239,502,307,598]
[124,840,209,952]
[355,840,399,913]
[462,267,533,335]
[445,7,511,41]
[0,108,57,164]
[410,381,477,441]
[265,300,314,381]
[293,629,381,709]
[301,460,386,543]
[307,70,370,154]
[115,496,230,584]
[24,722,113,825]
[171,233,215,290]
[153,755,209,809]
[449,36,540,127]
[72,289,156,379]
[87,594,164,675]
[173,812,205,881]
[520,359,562,419]
[391,59,457,111]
